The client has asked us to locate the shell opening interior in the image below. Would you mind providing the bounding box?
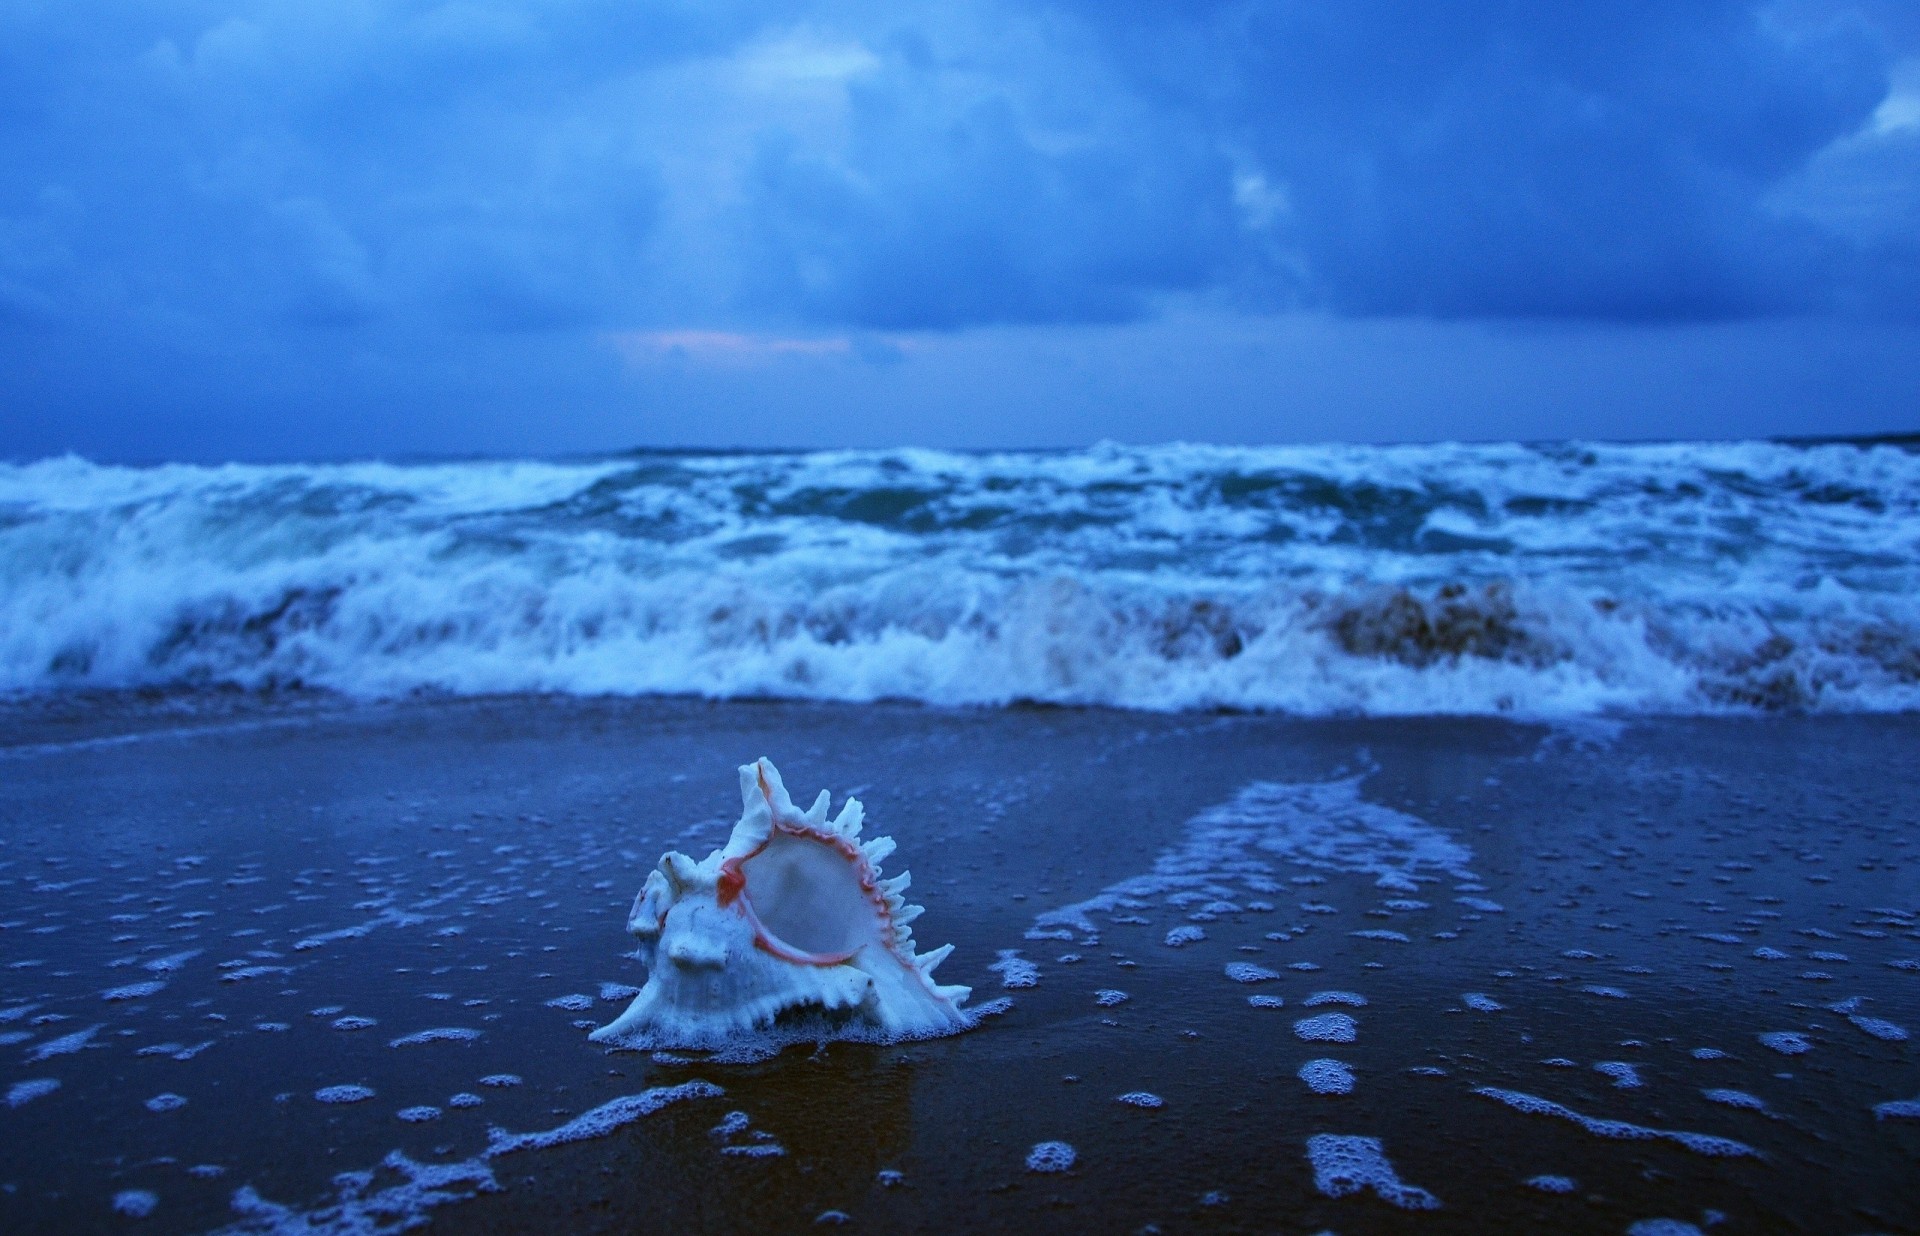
[740,831,881,960]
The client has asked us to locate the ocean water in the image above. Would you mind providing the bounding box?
[3,439,1916,714]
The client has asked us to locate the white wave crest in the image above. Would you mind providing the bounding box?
[2,441,1917,715]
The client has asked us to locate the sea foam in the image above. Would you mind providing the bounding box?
[6,441,1918,716]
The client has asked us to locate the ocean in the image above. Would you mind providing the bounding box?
[4,438,1918,713]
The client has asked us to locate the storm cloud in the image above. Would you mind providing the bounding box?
[1,0,1916,456]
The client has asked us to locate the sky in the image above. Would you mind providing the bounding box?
[2,0,1918,461]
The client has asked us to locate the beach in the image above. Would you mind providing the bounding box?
[8,0,1920,1226]
[2,694,1915,1233]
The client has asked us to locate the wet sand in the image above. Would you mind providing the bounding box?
[1,696,1916,1234]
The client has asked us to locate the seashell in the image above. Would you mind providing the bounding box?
[591,759,974,1052]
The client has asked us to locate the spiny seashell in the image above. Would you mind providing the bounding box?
[591,759,974,1052]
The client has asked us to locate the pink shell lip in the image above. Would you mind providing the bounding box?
[715,764,892,968]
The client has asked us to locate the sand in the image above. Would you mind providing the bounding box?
[1,695,1917,1233]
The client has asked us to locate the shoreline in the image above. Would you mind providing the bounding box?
[1,696,1915,1233]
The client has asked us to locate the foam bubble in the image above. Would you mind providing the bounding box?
[1116,1092,1165,1108]
[1873,1097,1920,1120]
[1304,1134,1439,1209]
[144,1093,187,1112]
[1298,1059,1355,1095]
[389,1028,482,1047]
[722,1142,786,1159]
[989,950,1039,989]
[1094,989,1130,1007]
[1758,1031,1810,1055]
[1025,1141,1076,1173]
[1526,1175,1576,1192]
[315,1085,375,1104]
[1304,991,1367,1007]
[1034,774,1478,945]
[398,1106,442,1123]
[1702,1089,1766,1111]
[449,1093,483,1108]
[1626,1222,1703,1236]
[27,1023,100,1061]
[1248,994,1285,1009]
[477,1074,522,1088]
[1463,992,1505,1011]
[544,995,594,1012]
[7,1078,59,1107]
[1849,1015,1908,1042]
[1224,963,1281,983]
[102,981,167,1001]
[112,1190,158,1218]
[485,1081,724,1155]
[225,1150,497,1234]
[1594,1062,1642,1089]
[1474,1087,1757,1157]
[1294,1013,1358,1043]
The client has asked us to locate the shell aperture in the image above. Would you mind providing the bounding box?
[590,759,974,1052]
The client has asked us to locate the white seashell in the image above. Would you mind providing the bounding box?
[591,759,975,1052]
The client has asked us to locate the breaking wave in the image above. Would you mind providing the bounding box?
[3,439,1918,715]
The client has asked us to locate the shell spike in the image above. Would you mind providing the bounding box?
[860,835,896,866]
[880,872,911,898]
[751,757,795,817]
[805,789,831,825]
[832,798,865,837]
[916,942,955,975]
[892,902,924,926]
[660,851,698,889]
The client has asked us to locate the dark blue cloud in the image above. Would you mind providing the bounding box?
[1202,1,1897,320]
[0,0,1917,462]
[737,49,1239,328]
[6,0,1913,341]
[735,0,1907,326]
[0,1,740,337]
